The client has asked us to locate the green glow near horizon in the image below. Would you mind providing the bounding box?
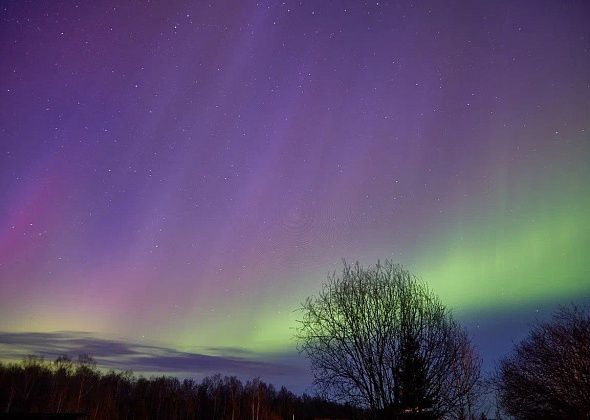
[195,182,590,354]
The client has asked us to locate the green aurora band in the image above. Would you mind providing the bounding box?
[174,164,590,354]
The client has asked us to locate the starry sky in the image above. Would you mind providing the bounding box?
[1,0,589,391]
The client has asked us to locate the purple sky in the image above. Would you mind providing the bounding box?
[1,0,589,392]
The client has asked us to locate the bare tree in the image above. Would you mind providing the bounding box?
[296,260,481,419]
[497,305,590,419]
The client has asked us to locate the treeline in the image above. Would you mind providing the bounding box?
[0,355,361,419]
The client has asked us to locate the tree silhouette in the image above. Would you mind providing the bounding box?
[497,305,590,419]
[296,260,481,419]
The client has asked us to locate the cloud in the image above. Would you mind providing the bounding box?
[0,331,303,379]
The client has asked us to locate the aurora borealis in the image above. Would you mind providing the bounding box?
[1,0,589,389]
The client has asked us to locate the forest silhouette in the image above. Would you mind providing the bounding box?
[0,356,359,419]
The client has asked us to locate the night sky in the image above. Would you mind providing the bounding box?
[1,1,589,391]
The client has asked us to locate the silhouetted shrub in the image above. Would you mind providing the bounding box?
[497,305,590,419]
